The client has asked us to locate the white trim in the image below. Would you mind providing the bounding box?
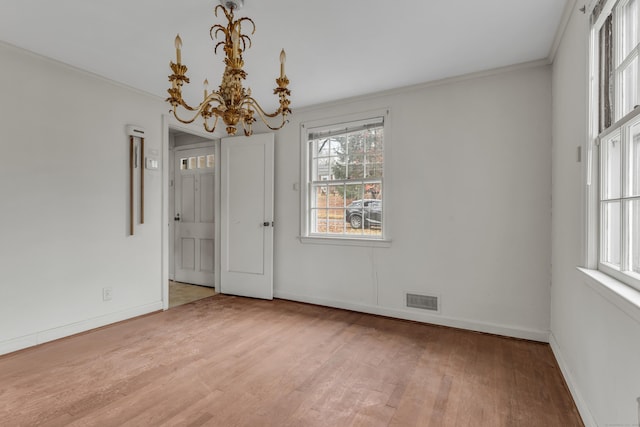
[577,267,640,324]
[0,40,164,102]
[298,236,391,248]
[586,0,602,17]
[549,333,598,427]
[549,0,578,62]
[0,302,163,356]
[162,115,170,310]
[294,60,550,114]
[174,141,217,152]
[273,291,549,342]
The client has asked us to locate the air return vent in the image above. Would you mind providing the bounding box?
[406,293,439,312]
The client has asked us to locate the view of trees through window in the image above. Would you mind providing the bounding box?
[308,121,384,237]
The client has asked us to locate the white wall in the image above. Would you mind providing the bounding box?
[0,42,166,354]
[551,4,640,427]
[271,64,553,341]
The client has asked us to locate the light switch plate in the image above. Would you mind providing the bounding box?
[145,157,159,170]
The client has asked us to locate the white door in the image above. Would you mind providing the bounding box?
[220,133,274,299]
[174,146,215,286]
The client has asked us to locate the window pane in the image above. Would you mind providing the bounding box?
[313,156,330,181]
[188,157,197,169]
[602,132,621,199]
[206,154,214,168]
[345,197,382,236]
[329,136,346,181]
[312,184,328,209]
[622,0,639,59]
[327,185,346,234]
[631,199,640,273]
[347,154,365,179]
[620,56,638,118]
[630,121,640,196]
[364,128,384,178]
[312,209,328,234]
[343,183,364,205]
[602,201,621,266]
[316,138,331,157]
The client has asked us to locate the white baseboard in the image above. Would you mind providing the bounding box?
[274,291,549,342]
[0,301,163,356]
[549,332,597,427]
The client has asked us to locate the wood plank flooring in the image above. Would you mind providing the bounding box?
[0,295,583,426]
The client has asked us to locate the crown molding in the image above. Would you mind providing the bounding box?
[548,0,578,63]
[295,59,551,115]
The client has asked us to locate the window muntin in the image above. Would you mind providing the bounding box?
[593,0,640,290]
[304,116,385,239]
[616,0,640,119]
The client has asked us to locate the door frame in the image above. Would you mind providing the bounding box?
[162,115,222,310]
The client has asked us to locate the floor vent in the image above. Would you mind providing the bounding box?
[406,293,439,311]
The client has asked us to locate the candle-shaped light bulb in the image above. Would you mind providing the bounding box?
[280,49,286,78]
[247,87,252,97]
[175,34,183,64]
[203,79,209,98]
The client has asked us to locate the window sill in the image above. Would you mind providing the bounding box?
[576,267,640,325]
[299,236,392,248]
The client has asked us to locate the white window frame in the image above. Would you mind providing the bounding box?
[588,0,640,292]
[300,109,391,247]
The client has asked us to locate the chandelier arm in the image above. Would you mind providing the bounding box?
[178,100,200,112]
[176,92,225,115]
[244,99,288,131]
[203,115,221,133]
[204,92,227,106]
[171,95,222,124]
[240,118,252,136]
[171,110,203,125]
[243,97,284,119]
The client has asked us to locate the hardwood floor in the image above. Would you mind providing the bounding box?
[0,295,583,426]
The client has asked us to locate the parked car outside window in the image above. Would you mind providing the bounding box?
[345,199,381,229]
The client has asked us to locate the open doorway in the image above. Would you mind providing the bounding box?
[168,128,218,308]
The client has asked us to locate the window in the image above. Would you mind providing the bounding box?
[591,0,640,290]
[301,112,387,241]
[179,154,214,170]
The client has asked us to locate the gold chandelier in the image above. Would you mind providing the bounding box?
[166,0,291,136]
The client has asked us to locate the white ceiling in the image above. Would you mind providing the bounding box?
[0,0,569,111]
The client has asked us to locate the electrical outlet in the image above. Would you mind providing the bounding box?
[102,287,112,301]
